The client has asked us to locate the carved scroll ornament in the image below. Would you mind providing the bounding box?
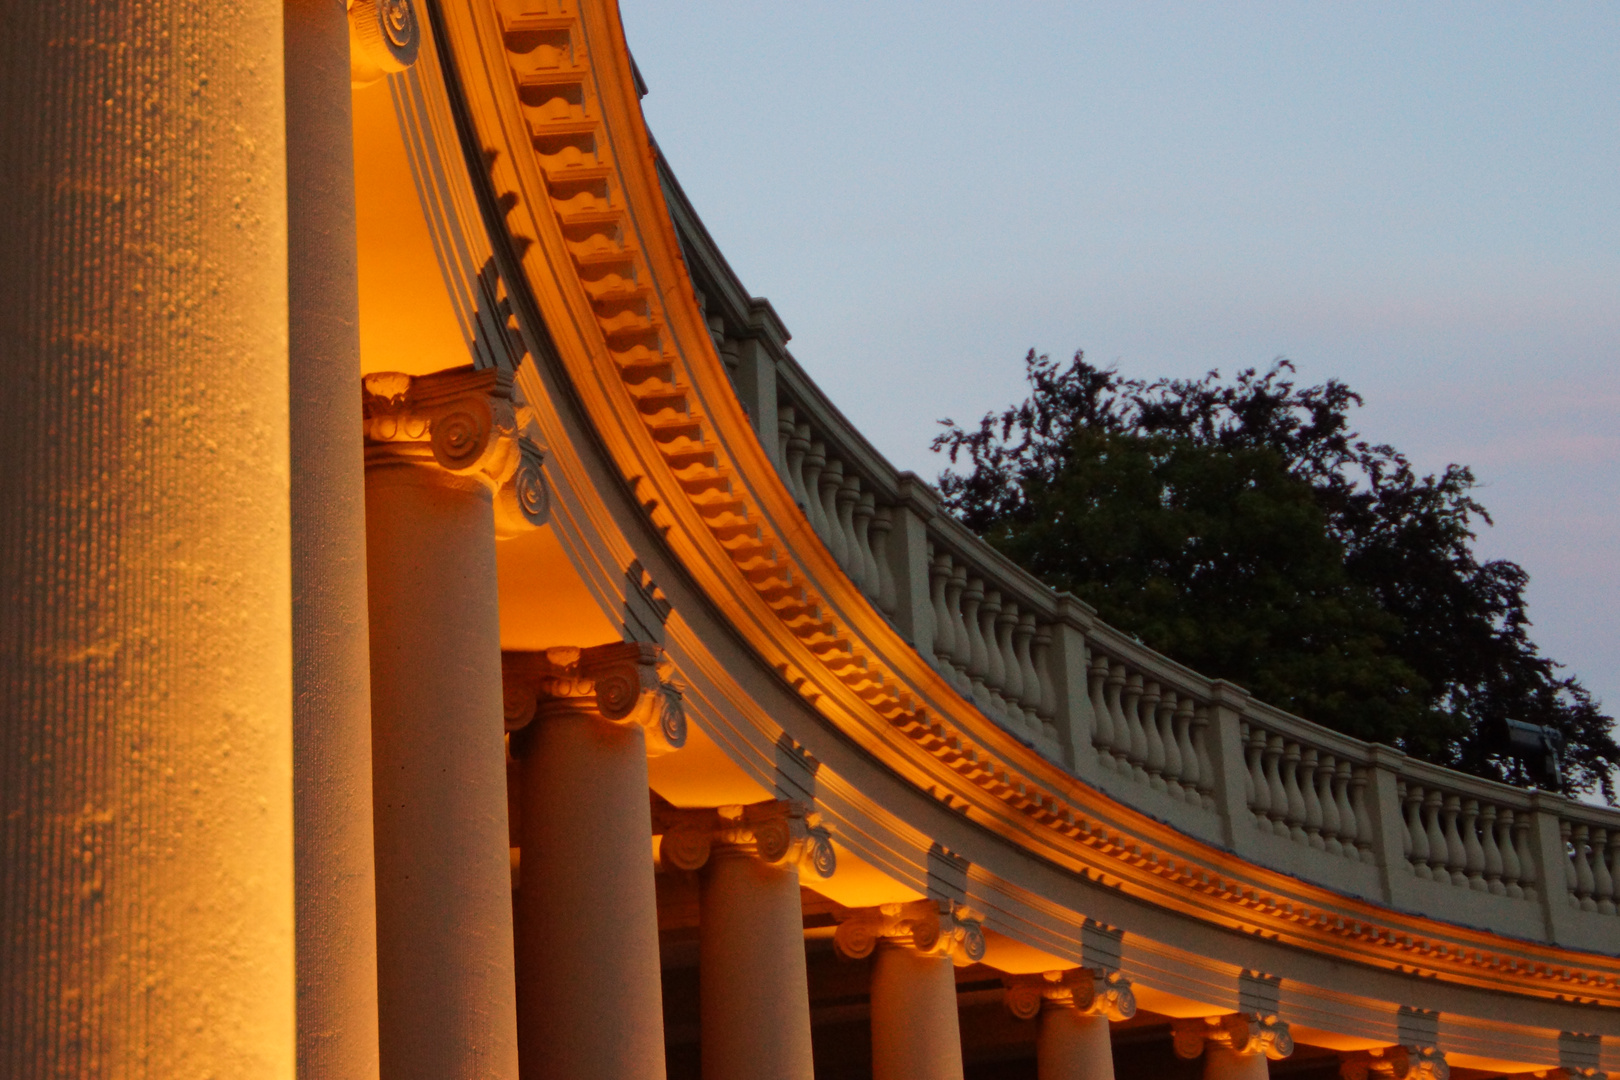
[362,367,549,536]
[652,799,835,879]
[502,642,685,756]
[349,0,420,86]
[833,898,986,966]
[1341,1047,1450,1080]
[1004,968,1136,1021]
[1172,1013,1295,1061]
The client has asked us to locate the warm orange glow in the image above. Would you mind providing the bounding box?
[496,526,621,649]
[353,76,467,375]
[976,928,1075,975]
[802,849,925,910]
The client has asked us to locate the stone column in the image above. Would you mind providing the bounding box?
[655,800,837,1080]
[0,2,293,1076]
[1005,968,1136,1080]
[504,643,686,1080]
[1172,1014,1294,1080]
[1341,1046,1451,1080]
[364,366,548,1080]
[285,3,416,1077]
[835,899,986,1080]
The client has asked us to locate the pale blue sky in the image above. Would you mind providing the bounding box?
[620,2,1620,717]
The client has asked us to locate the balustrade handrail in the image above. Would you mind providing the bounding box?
[661,154,1620,953]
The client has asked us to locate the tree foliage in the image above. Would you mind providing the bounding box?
[934,350,1617,799]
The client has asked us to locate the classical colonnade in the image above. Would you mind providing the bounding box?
[1,2,1614,1078]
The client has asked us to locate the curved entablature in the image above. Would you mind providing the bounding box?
[424,0,1620,1020]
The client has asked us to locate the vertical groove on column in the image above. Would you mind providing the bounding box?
[0,2,294,1078]
[286,2,380,1079]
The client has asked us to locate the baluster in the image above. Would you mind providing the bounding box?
[870,506,897,615]
[1421,790,1448,881]
[1122,674,1149,784]
[978,589,1006,716]
[1440,795,1468,886]
[1032,623,1058,740]
[991,598,1020,720]
[960,577,988,700]
[1498,808,1523,899]
[1562,820,1579,909]
[1573,823,1597,911]
[1191,706,1216,810]
[946,563,971,684]
[1514,811,1538,901]
[1169,695,1195,801]
[1592,827,1615,915]
[1351,768,1374,861]
[1140,681,1167,792]
[1281,742,1307,844]
[1480,804,1505,895]
[850,485,877,596]
[800,436,829,538]
[818,458,848,565]
[1104,662,1131,772]
[1246,725,1270,828]
[1317,754,1341,856]
[1334,761,1358,860]
[928,549,956,673]
[1461,799,1487,891]
[1088,653,1115,770]
[1405,784,1431,879]
[1156,692,1183,798]
[1264,735,1289,839]
[778,405,802,497]
[1012,612,1041,733]
[1300,748,1324,850]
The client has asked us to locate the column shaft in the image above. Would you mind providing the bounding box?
[286,1,379,1077]
[0,2,294,1075]
[1038,1009,1115,1080]
[700,850,815,1080]
[870,943,965,1080]
[367,467,518,1080]
[1205,1047,1271,1080]
[516,707,668,1080]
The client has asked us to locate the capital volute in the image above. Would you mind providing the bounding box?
[362,367,549,534]
[1004,968,1136,1022]
[652,799,836,879]
[502,642,685,756]
[1172,1013,1294,1062]
[1342,1047,1450,1080]
[833,898,986,967]
[350,0,420,87]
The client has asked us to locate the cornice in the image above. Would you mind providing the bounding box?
[423,0,1620,1010]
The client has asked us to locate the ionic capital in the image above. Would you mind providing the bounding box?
[652,799,836,879]
[362,367,549,535]
[350,0,420,86]
[1003,968,1136,1022]
[502,642,685,756]
[833,898,986,967]
[1172,1014,1294,1061]
[1341,1047,1450,1080]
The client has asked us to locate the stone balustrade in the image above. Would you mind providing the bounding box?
[685,256,1620,956]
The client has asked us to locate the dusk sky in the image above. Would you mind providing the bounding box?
[619,3,1620,724]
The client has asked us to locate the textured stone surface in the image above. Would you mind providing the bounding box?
[0,1,294,1075]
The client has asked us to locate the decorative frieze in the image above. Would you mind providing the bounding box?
[833,898,987,965]
[362,367,549,535]
[1341,1047,1450,1080]
[1003,968,1136,1021]
[1172,1014,1295,1061]
[502,642,685,756]
[652,799,835,878]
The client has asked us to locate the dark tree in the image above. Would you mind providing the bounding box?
[934,350,1617,799]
